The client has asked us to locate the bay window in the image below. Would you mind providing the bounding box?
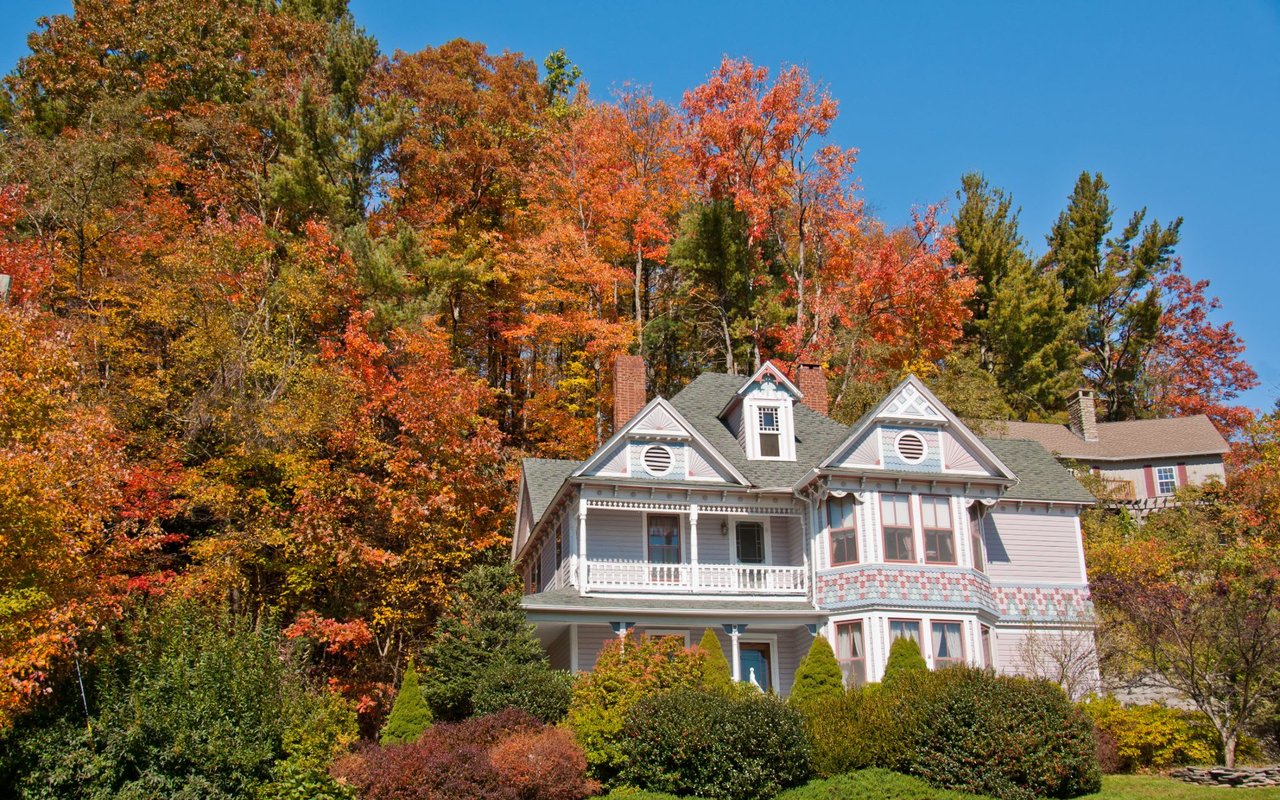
[921,495,955,564]
[931,621,964,669]
[835,621,866,687]
[881,493,914,562]
[827,495,859,566]
[888,619,922,651]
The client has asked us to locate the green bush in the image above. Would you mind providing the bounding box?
[420,564,549,721]
[907,667,1100,800]
[776,768,990,799]
[881,636,927,686]
[803,681,920,777]
[1079,695,1217,772]
[472,660,574,723]
[698,628,733,696]
[789,636,844,711]
[380,661,432,744]
[619,688,811,800]
[566,633,707,784]
[4,602,357,800]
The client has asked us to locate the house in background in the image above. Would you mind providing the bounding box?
[512,358,1098,696]
[988,389,1229,515]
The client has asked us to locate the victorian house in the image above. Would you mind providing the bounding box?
[511,358,1097,696]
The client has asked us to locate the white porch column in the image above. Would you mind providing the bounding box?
[689,504,700,590]
[723,623,745,681]
[578,498,589,594]
[569,624,580,673]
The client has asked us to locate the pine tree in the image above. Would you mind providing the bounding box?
[698,628,733,695]
[420,564,548,721]
[788,636,844,709]
[380,661,432,745]
[882,636,928,686]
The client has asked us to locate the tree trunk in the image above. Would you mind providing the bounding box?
[1223,729,1238,769]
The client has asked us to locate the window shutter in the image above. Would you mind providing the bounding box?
[1142,466,1157,496]
[1176,462,1188,485]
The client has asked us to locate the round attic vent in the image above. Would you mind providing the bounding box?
[643,444,674,476]
[895,431,927,464]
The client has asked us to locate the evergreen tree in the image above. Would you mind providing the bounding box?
[1041,172,1180,421]
[882,637,928,686]
[380,661,432,745]
[419,564,548,721]
[788,636,844,709]
[698,628,733,695]
[953,173,1082,417]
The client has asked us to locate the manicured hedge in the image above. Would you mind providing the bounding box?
[619,688,812,800]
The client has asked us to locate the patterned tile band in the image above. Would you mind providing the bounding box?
[815,566,1093,623]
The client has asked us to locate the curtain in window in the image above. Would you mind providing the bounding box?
[889,619,921,644]
[648,515,680,564]
[932,622,963,665]
[836,622,865,687]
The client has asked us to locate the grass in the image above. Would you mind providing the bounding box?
[596,770,1280,799]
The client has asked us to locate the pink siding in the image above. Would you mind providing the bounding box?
[981,508,1085,585]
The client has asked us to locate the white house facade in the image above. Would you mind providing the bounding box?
[512,362,1098,696]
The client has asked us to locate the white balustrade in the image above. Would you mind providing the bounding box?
[583,559,806,594]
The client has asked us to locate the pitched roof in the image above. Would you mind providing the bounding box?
[669,372,851,489]
[522,457,580,521]
[986,415,1228,461]
[521,587,825,616]
[980,438,1096,504]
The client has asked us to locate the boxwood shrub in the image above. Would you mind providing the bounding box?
[619,688,811,800]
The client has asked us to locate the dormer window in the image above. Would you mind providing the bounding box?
[757,406,781,457]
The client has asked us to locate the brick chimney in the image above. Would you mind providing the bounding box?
[613,354,646,431]
[1066,389,1099,442]
[795,361,829,417]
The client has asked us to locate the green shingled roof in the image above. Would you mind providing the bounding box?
[980,437,1095,504]
[669,373,851,489]
[522,457,579,521]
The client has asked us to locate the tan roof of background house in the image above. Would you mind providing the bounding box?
[985,415,1228,461]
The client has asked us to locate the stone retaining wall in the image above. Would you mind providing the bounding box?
[1169,766,1280,788]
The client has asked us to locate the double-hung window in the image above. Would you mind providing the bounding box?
[757,406,782,458]
[880,493,914,562]
[835,621,866,687]
[968,506,986,573]
[888,619,922,653]
[931,621,964,669]
[827,495,859,566]
[1156,466,1177,495]
[921,496,955,564]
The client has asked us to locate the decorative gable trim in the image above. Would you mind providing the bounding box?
[819,375,1016,481]
[512,476,535,558]
[719,360,803,418]
[573,397,749,485]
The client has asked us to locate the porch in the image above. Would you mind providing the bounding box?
[583,559,806,594]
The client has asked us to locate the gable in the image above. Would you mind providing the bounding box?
[575,398,747,485]
[820,375,1016,481]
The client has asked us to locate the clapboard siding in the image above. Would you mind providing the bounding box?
[993,627,1033,676]
[575,624,616,672]
[697,523,731,564]
[584,510,646,561]
[546,628,572,671]
[982,508,1083,584]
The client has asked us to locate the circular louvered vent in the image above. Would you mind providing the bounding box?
[895,431,927,464]
[643,444,674,476]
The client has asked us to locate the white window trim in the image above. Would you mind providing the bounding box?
[727,516,773,566]
[884,614,976,671]
[743,396,796,461]
[642,510,686,564]
[1156,465,1177,495]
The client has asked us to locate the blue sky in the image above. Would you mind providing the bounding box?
[3,1,1278,411]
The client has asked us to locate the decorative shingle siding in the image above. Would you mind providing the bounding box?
[628,440,688,481]
[881,425,943,472]
[816,566,1000,617]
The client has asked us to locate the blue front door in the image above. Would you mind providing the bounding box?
[739,643,771,692]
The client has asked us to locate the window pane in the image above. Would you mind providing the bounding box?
[881,493,910,527]
[884,526,913,561]
[1156,466,1177,494]
[648,515,680,563]
[933,622,963,667]
[889,620,921,646]
[827,496,855,530]
[981,625,994,668]
[758,407,780,432]
[970,528,985,572]
[759,432,780,458]
[736,521,765,564]
[832,529,858,565]
[926,529,955,563]
[836,622,866,687]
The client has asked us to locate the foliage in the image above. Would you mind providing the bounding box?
[789,636,844,711]
[419,564,548,722]
[882,637,928,686]
[697,628,734,696]
[472,660,574,723]
[775,768,992,800]
[3,601,357,800]
[1079,696,1217,773]
[802,683,920,777]
[619,688,812,800]
[332,708,597,800]
[381,662,432,744]
[565,633,707,784]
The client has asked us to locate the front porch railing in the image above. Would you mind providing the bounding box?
[583,559,806,595]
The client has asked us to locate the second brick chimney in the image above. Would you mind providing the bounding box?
[795,361,829,417]
[613,355,646,431]
[1066,388,1099,442]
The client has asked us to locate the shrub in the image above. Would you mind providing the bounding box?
[420,565,549,721]
[698,628,733,696]
[381,662,432,744]
[776,768,989,799]
[788,637,844,711]
[565,633,706,784]
[803,681,921,777]
[907,667,1100,800]
[489,726,600,800]
[333,708,595,800]
[473,661,573,723]
[619,688,811,800]
[881,636,927,686]
[1078,695,1217,772]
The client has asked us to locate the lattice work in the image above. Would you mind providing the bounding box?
[882,384,945,420]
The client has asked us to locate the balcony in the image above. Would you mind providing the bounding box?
[583,559,807,595]
[1098,477,1136,500]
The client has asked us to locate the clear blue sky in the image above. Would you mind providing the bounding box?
[3,1,1278,411]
